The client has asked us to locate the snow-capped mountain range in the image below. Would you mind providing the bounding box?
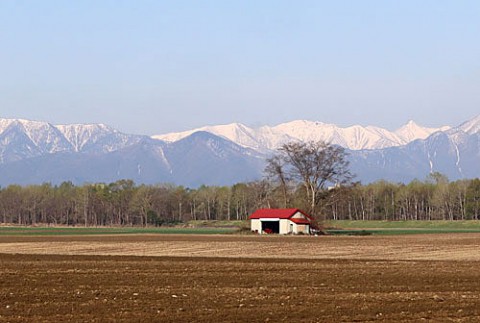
[153,120,450,151]
[0,116,478,187]
[0,118,144,163]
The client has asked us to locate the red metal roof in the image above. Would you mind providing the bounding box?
[248,208,313,222]
[290,218,311,225]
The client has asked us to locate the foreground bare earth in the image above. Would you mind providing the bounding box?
[1,234,480,322]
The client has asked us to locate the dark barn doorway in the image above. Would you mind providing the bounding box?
[261,221,280,234]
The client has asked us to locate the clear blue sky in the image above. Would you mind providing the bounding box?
[1,1,479,134]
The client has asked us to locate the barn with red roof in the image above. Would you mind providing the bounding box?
[248,208,313,234]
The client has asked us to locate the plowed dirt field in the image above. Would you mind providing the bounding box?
[1,234,480,322]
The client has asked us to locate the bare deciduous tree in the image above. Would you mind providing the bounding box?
[266,141,353,217]
[265,155,290,208]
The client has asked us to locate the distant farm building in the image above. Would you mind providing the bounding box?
[249,208,313,235]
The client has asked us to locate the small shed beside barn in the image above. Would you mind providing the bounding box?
[249,208,313,235]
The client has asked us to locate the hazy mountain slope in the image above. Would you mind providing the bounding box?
[0,141,174,186]
[163,131,265,187]
[0,131,264,187]
[349,120,480,183]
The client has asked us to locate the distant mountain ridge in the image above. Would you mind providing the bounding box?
[0,116,478,187]
[348,115,480,183]
[0,118,144,163]
[0,118,264,187]
[153,119,450,151]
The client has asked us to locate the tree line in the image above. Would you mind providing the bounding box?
[0,175,479,226]
[326,175,480,221]
[0,180,271,226]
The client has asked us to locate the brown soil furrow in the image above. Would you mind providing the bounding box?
[1,234,480,261]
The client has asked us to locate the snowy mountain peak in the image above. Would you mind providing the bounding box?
[154,122,292,151]
[154,118,461,151]
[0,117,145,159]
[56,123,115,152]
[154,120,424,151]
[458,115,480,134]
[0,118,50,134]
[0,118,71,154]
[55,123,143,153]
[394,120,449,143]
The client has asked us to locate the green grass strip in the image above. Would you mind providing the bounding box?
[326,220,480,230]
[0,226,237,236]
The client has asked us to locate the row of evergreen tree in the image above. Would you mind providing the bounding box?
[0,173,479,226]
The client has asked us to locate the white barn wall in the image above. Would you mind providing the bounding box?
[279,219,291,234]
[292,223,298,234]
[250,219,262,233]
[295,224,309,234]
